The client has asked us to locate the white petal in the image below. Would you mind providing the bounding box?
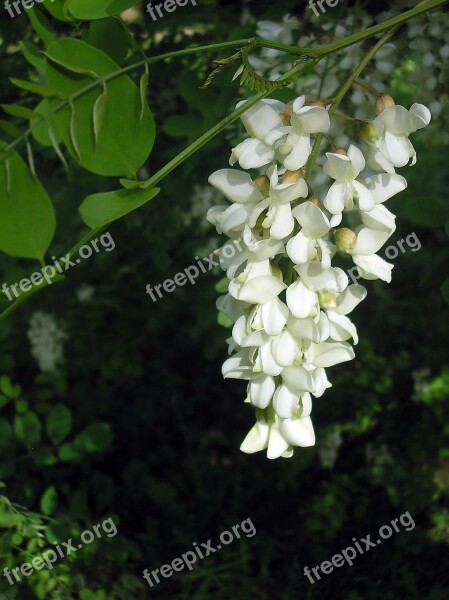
[365,173,407,204]
[311,368,331,398]
[237,99,284,139]
[292,201,330,237]
[222,350,252,379]
[314,341,355,368]
[282,365,316,393]
[286,280,317,318]
[230,138,274,169]
[361,204,396,233]
[273,177,308,204]
[323,153,352,181]
[380,132,411,167]
[272,331,297,367]
[352,227,392,256]
[282,134,312,170]
[353,254,393,282]
[240,419,270,454]
[287,231,313,265]
[288,316,319,343]
[260,343,284,376]
[279,416,315,447]
[328,311,359,344]
[410,102,431,129]
[249,374,276,409]
[208,169,263,204]
[347,144,365,176]
[270,203,295,239]
[230,275,286,304]
[273,384,298,418]
[324,181,346,215]
[335,285,367,315]
[352,180,375,212]
[292,106,330,134]
[262,297,289,336]
[267,421,290,459]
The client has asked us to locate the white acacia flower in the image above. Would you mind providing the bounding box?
[376,103,431,168]
[286,200,332,268]
[249,165,308,240]
[229,99,284,169]
[323,145,374,226]
[267,96,330,170]
[240,412,294,459]
[228,259,286,305]
[321,284,367,344]
[348,227,395,282]
[207,169,264,235]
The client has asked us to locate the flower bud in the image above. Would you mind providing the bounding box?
[253,176,270,197]
[282,169,303,184]
[335,228,357,252]
[359,121,379,144]
[335,148,347,156]
[375,93,395,115]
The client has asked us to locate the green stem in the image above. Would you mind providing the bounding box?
[304,24,401,182]
[0,59,319,324]
[0,38,313,164]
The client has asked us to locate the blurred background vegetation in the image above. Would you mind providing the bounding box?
[0,0,448,598]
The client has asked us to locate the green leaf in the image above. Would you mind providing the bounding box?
[15,413,42,450]
[0,142,56,260]
[47,405,72,445]
[67,0,141,20]
[44,0,73,22]
[31,99,62,147]
[27,6,56,46]
[79,187,160,229]
[45,39,156,176]
[10,78,60,97]
[86,18,129,64]
[0,120,22,137]
[74,423,113,453]
[93,85,108,142]
[140,70,149,121]
[70,103,80,159]
[0,510,22,528]
[20,41,46,71]
[0,376,21,399]
[40,486,58,516]
[2,104,37,120]
[58,443,83,463]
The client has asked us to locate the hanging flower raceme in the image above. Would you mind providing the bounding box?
[207,91,431,460]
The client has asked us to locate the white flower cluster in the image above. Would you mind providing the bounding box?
[207,92,430,459]
[252,8,448,145]
[28,311,67,373]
